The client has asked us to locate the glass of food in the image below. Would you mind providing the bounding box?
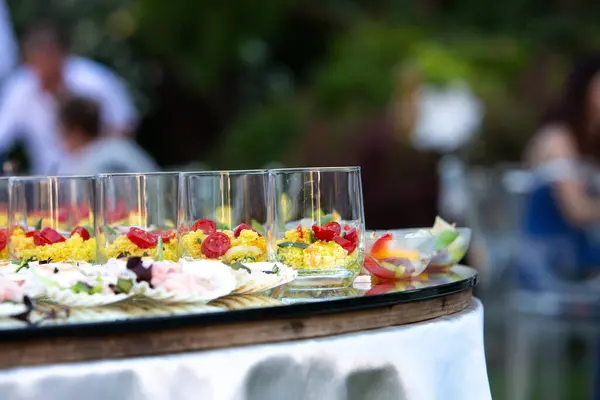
[0,178,9,265]
[8,175,96,265]
[96,172,179,262]
[364,230,437,280]
[428,217,472,270]
[179,170,269,264]
[269,166,365,288]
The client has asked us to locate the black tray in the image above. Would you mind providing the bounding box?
[0,265,477,341]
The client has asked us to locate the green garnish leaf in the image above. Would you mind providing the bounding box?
[435,230,459,251]
[196,238,202,245]
[277,241,309,249]
[83,225,95,238]
[104,225,117,235]
[273,264,280,275]
[15,259,31,273]
[319,214,335,225]
[229,262,252,274]
[34,218,43,230]
[114,278,133,294]
[216,222,231,230]
[156,236,164,261]
[72,281,93,294]
[251,220,266,236]
[309,230,317,243]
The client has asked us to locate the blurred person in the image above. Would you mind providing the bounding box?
[0,0,16,84]
[0,19,137,174]
[522,56,600,285]
[55,96,156,175]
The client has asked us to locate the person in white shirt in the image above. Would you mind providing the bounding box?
[0,20,137,174]
[55,96,156,175]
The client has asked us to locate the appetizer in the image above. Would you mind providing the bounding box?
[275,222,360,272]
[181,219,267,264]
[106,227,178,261]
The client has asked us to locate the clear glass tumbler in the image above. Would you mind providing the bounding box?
[179,170,269,264]
[269,166,365,288]
[0,177,9,265]
[8,175,96,264]
[96,172,179,262]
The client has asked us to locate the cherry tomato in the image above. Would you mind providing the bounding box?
[32,231,49,246]
[333,235,357,254]
[370,233,392,256]
[70,226,90,241]
[25,231,36,238]
[127,227,158,249]
[201,232,231,258]
[323,221,341,236]
[344,228,359,244]
[40,227,66,244]
[312,225,336,242]
[363,255,396,280]
[0,229,7,251]
[159,230,176,243]
[234,223,257,238]
[191,219,217,235]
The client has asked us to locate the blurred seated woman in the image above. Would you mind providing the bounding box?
[523,56,600,287]
[55,96,158,175]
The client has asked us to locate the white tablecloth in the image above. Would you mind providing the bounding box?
[0,299,490,400]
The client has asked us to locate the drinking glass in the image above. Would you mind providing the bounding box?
[269,166,365,288]
[8,176,96,264]
[0,178,9,265]
[179,170,268,263]
[96,172,179,262]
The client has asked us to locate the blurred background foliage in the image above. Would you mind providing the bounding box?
[6,0,600,167]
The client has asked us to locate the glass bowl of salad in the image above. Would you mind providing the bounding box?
[269,167,365,288]
[364,229,437,280]
[96,172,180,263]
[428,217,472,270]
[8,175,97,267]
[179,170,269,265]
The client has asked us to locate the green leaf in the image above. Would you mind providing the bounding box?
[15,259,31,273]
[277,241,309,249]
[216,222,231,230]
[272,264,280,275]
[115,278,133,294]
[72,281,93,294]
[435,230,459,251]
[251,220,266,236]
[229,262,251,274]
[319,214,335,225]
[34,218,43,230]
[156,236,164,261]
[82,225,95,238]
[104,225,117,235]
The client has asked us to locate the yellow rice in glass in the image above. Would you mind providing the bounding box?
[106,235,178,261]
[10,227,96,262]
[181,228,267,263]
[276,227,358,270]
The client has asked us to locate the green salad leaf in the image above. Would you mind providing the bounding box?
[277,241,309,249]
[435,229,459,251]
[319,214,335,225]
[251,220,266,236]
[34,218,43,231]
[104,225,117,235]
[229,261,252,274]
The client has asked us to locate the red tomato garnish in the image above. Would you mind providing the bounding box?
[312,225,336,242]
[70,226,90,241]
[201,232,231,258]
[32,231,49,246]
[159,230,176,243]
[344,228,359,244]
[323,221,341,236]
[126,227,158,249]
[363,255,396,280]
[296,225,304,239]
[333,235,357,254]
[191,219,217,235]
[234,223,257,238]
[40,227,66,245]
[25,231,36,238]
[370,233,392,256]
[343,224,352,231]
[0,229,7,251]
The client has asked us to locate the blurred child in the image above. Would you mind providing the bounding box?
[55,96,157,175]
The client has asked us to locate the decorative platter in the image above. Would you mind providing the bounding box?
[0,265,476,369]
